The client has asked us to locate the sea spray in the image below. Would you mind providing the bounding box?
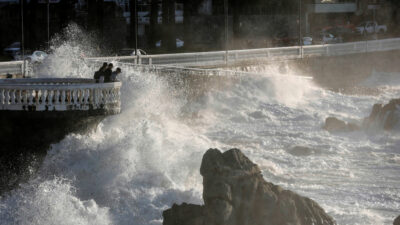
[1,24,400,225]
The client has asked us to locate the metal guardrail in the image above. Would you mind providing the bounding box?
[87,38,400,67]
[1,38,400,75]
[0,61,26,75]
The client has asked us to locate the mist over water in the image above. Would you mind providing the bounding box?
[1,26,400,225]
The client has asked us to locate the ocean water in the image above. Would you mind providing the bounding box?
[1,32,400,224]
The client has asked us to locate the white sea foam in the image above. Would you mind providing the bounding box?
[1,25,400,225]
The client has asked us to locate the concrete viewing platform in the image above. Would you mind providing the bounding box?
[0,78,121,115]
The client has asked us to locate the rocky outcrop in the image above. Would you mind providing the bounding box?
[323,117,360,132]
[362,98,400,130]
[324,98,400,132]
[163,148,336,225]
[394,215,400,225]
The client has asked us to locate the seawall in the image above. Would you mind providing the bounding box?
[0,110,106,194]
[232,49,400,91]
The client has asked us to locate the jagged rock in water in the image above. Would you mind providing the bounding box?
[288,146,320,156]
[323,117,360,132]
[163,148,336,225]
[394,215,400,225]
[324,98,400,133]
[163,203,204,225]
[363,98,400,130]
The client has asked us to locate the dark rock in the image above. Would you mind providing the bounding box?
[394,215,400,225]
[163,148,336,225]
[323,117,360,132]
[363,98,400,130]
[163,203,204,225]
[288,146,320,156]
[325,98,400,132]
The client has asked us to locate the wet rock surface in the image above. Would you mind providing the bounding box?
[394,215,400,225]
[324,98,400,132]
[287,146,321,156]
[163,148,336,225]
[362,98,400,130]
[323,117,360,132]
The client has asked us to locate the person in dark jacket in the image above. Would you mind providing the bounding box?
[104,63,113,82]
[94,62,108,83]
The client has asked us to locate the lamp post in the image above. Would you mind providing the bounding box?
[47,0,50,50]
[224,0,228,65]
[134,0,138,56]
[21,0,25,77]
[299,0,303,58]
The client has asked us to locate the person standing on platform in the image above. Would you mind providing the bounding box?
[111,68,121,82]
[104,63,113,83]
[94,62,108,83]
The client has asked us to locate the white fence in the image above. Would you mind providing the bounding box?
[0,61,27,75]
[1,38,400,75]
[0,78,121,114]
[87,38,400,67]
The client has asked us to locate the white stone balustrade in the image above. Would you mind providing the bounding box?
[0,78,121,114]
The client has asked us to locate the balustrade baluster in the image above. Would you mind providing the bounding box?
[0,89,3,105]
[28,90,34,105]
[22,90,27,104]
[96,89,100,106]
[80,89,85,104]
[88,88,93,105]
[48,90,54,106]
[72,89,77,105]
[35,90,40,105]
[101,89,106,104]
[5,90,10,105]
[10,89,16,104]
[106,89,110,103]
[67,90,71,104]
[85,89,89,104]
[40,89,46,106]
[16,89,22,104]
[111,89,116,102]
[104,89,108,103]
[55,90,60,105]
[62,90,66,105]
